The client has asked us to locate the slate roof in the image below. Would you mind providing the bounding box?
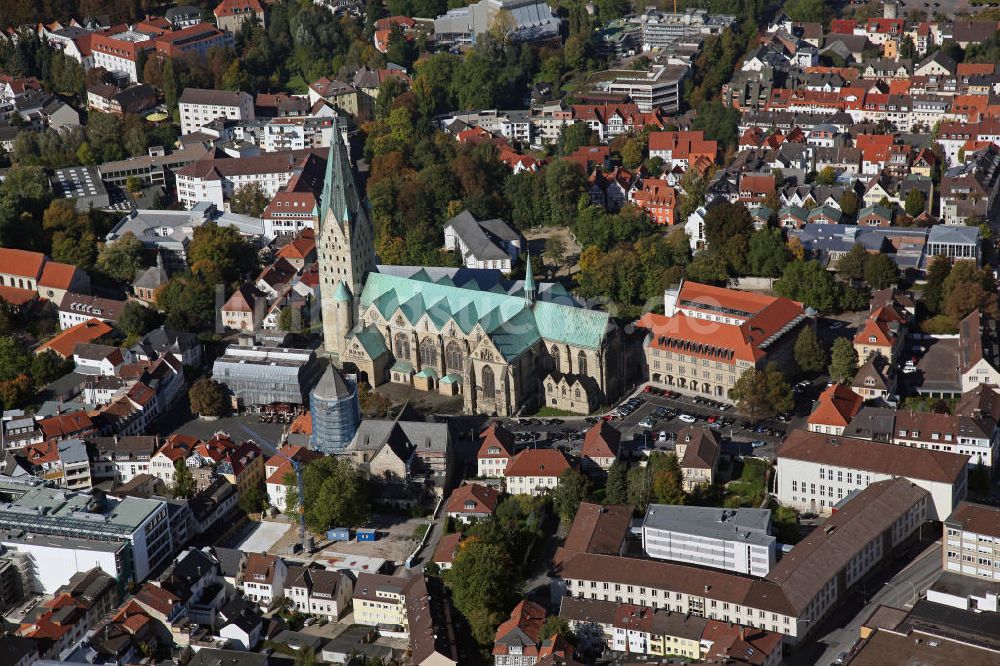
[444,209,520,262]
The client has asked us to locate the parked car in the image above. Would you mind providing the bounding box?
[658,430,668,442]
[751,440,767,448]
[678,414,696,423]
[639,417,657,429]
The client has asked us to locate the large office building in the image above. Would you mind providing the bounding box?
[637,279,807,402]
[641,505,777,576]
[0,478,172,593]
[602,63,688,114]
[775,429,968,519]
[433,0,560,46]
[629,8,737,51]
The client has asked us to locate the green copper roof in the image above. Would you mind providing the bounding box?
[359,272,609,359]
[320,116,367,234]
[440,373,462,384]
[333,281,352,302]
[391,361,414,374]
[524,252,536,298]
[415,367,438,379]
[351,325,388,358]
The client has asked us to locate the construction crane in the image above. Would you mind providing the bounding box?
[273,444,313,554]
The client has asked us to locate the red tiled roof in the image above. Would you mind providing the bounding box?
[155,434,201,462]
[37,318,113,358]
[264,444,321,484]
[808,384,863,429]
[446,483,501,515]
[477,422,514,460]
[504,449,570,478]
[0,248,45,280]
[493,599,547,653]
[38,411,94,439]
[214,0,264,18]
[432,532,462,565]
[0,285,37,306]
[581,421,620,460]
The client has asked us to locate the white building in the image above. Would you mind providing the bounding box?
[603,64,688,114]
[242,553,287,607]
[174,150,317,210]
[641,505,777,576]
[503,449,570,496]
[178,88,255,135]
[943,502,1000,585]
[443,210,521,273]
[284,565,353,620]
[775,429,968,519]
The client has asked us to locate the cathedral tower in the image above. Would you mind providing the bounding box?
[318,117,376,362]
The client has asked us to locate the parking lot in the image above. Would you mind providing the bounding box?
[501,387,790,460]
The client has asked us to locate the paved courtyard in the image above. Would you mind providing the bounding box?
[232,520,291,553]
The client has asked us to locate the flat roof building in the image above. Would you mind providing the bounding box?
[641,504,777,576]
[49,166,110,210]
[211,344,322,407]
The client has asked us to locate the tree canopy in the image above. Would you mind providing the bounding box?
[285,456,371,533]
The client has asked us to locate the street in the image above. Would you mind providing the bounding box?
[789,539,943,666]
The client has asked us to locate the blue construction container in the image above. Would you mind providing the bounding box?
[356,528,378,542]
[327,528,351,542]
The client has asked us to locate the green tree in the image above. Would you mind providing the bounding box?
[794,326,828,374]
[171,458,197,499]
[923,255,951,315]
[863,253,900,290]
[785,0,829,22]
[118,301,158,339]
[649,452,684,504]
[620,137,644,169]
[904,189,926,217]
[836,244,868,281]
[239,484,268,514]
[839,190,859,217]
[0,336,31,382]
[445,540,520,644]
[230,182,270,217]
[553,468,589,523]
[941,260,1000,323]
[188,223,258,285]
[774,260,841,313]
[815,166,837,186]
[828,338,859,384]
[559,122,596,156]
[605,460,628,504]
[543,236,566,276]
[540,615,573,642]
[189,378,227,417]
[155,278,216,331]
[626,464,652,511]
[684,252,731,286]
[747,228,789,277]
[730,365,793,422]
[285,456,371,533]
[545,160,585,227]
[30,350,72,385]
[899,35,916,61]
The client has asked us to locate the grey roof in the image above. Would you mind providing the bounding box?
[57,438,89,465]
[133,263,169,290]
[208,546,246,579]
[312,364,353,401]
[349,419,450,455]
[187,648,267,666]
[642,504,775,548]
[444,209,519,262]
[106,205,264,250]
[179,88,249,107]
[842,406,896,441]
[928,224,980,246]
[140,326,200,353]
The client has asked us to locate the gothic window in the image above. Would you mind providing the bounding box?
[446,342,464,372]
[482,365,496,398]
[575,388,581,399]
[550,345,561,371]
[420,338,437,367]
[577,351,588,376]
[394,334,411,361]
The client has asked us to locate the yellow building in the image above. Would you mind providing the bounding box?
[353,573,422,630]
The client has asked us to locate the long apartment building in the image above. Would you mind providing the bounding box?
[636,280,807,402]
[174,148,324,210]
[0,478,172,593]
[554,481,931,646]
[178,88,255,135]
[641,505,777,576]
[775,429,968,519]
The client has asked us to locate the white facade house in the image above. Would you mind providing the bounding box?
[178,88,255,135]
[503,449,570,496]
[443,210,521,273]
[641,505,777,576]
[242,553,287,608]
[285,566,353,620]
[174,151,312,210]
[775,430,968,519]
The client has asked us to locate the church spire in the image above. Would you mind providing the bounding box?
[524,251,536,304]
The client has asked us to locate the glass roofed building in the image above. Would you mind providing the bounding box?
[318,117,625,416]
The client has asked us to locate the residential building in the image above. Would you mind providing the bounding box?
[445,483,500,523]
[775,428,968,518]
[851,354,895,401]
[629,178,677,225]
[0,478,172,592]
[673,425,720,490]
[943,502,1000,582]
[174,149,322,210]
[216,439,265,502]
[242,553,287,608]
[214,0,266,32]
[308,364,360,454]
[602,63,688,114]
[264,444,322,511]
[959,309,1000,393]
[87,436,159,486]
[477,422,515,478]
[853,304,907,364]
[343,420,454,498]
[178,88,254,135]
[701,620,784,666]
[284,565,353,620]
[637,280,807,402]
[504,448,571,496]
[443,210,522,273]
[581,421,620,472]
[58,292,126,330]
[86,83,157,115]
[211,344,322,407]
[353,572,422,629]
[641,505,777,576]
[492,599,550,666]
[647,130,718,170]
[940,145,1000,225]
[431,532,462,571]
[807,384,864,435]
[890,408,998,469]
[132,326,204,368]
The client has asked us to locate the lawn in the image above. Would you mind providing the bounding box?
[725,458,769,508]
[533,406,582,417]
[412,523,429,540]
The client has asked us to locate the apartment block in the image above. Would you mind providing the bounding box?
[943,502,1000,582]
[178,88,255,135]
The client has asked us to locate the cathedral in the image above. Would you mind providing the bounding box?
[318,118,625,416]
